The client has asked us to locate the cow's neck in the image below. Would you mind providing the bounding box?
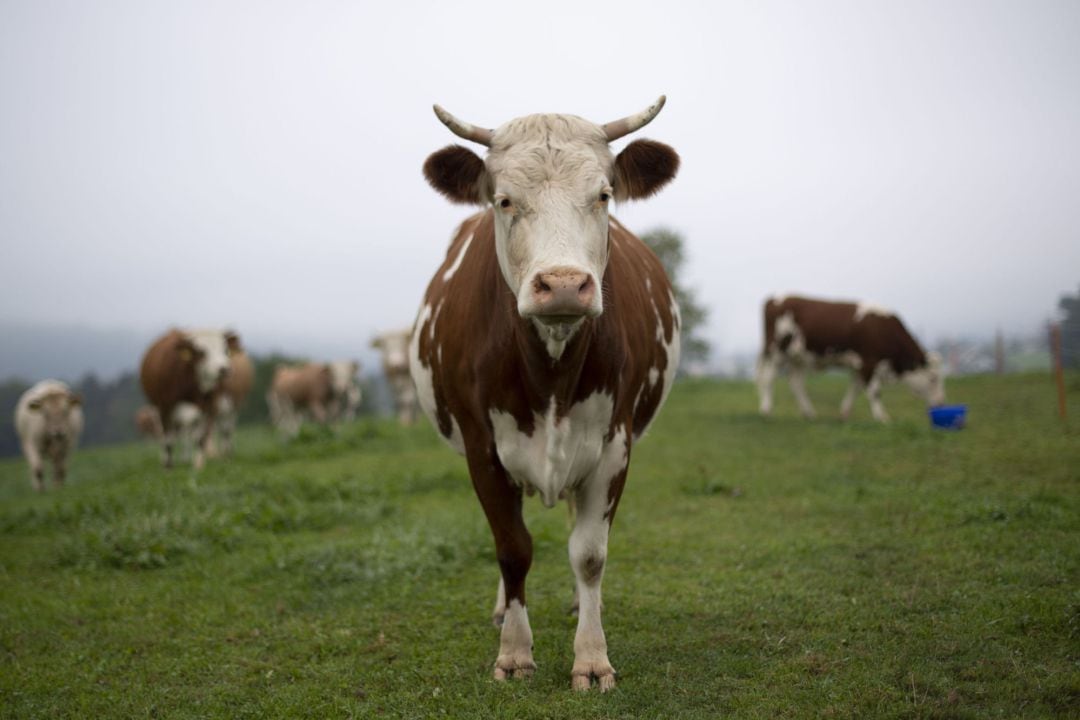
[510,314,597,416]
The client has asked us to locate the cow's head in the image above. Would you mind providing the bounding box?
[372,330,412,373]
[180,329,240,394]
[423,97,679,337]
[902,350,946,407]
[28,390,81,444]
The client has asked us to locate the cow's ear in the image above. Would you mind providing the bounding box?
[423,144,489,204]
[178,340,195,364]
[68,392,82,408]
[613,139,680,202]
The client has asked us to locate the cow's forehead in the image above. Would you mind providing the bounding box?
[185,329,227,352]
[487,114,614,190]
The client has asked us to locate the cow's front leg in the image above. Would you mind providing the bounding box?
[22,440,44,491]
[466,445,535,680]
[839,374,862,420]
[787,367,817,419]
[866,376,891,423]
[569,437,629,692]
[755,352,778,415]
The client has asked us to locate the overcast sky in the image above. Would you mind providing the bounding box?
[2,0,1078,375]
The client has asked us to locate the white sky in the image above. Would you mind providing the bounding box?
[2,0,1078,370]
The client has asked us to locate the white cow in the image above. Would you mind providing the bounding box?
[14,380,84,491]
[372,329,418,425]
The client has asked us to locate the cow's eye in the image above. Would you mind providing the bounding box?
[496,196,512,210]
[599,191,611,203]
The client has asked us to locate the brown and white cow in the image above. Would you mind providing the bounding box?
[140,328,241,469]
[410,97,680,691]
[327,360,362,422]
[267,362,335,437]
[371,329,417,425]
[15,380,84,491]
[756,295,945,422]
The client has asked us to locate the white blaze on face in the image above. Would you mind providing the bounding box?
[486,115,614,321]
[186,330,231,394]
[375,329,412,374]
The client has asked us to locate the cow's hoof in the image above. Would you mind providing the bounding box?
[493,655,535,680]
[572,667,616,692]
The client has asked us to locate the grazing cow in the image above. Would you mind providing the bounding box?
[372,329,417,425]
[267,362,335,437]
[140,328,241,469]
[756,295,945,422]
[410,97,680,691]
[213,349,255,456]
[327,360,363,422]
[14,380,84,491]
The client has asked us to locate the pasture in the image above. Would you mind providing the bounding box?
[1,373,1077,719]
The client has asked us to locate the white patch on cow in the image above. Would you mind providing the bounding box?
[648,367,660,386]
[429,300,444,341]
[901,351,946,407]
[854,302,892,321]
[494,599,535,679]
[489,392,615,509]
[645,276,651,291]
[409,305,465,454]
[442,232,474,282]
[634,292,681,440]
[185,329,231,394]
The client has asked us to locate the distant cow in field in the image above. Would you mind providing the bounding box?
[135,404,163,439]
[140,328,241,469]
[372,329,417,425]
[327,360,362,422]
[212,349,255,456]
[756,295,945,422]
[15,380,84,491]
[411,97,680,690]
[268,362,335,437]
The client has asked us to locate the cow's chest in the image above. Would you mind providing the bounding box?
[489,392,615,508]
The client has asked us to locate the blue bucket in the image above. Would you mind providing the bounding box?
[929,404,967,430]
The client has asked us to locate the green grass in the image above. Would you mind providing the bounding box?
[1,373,1077,719]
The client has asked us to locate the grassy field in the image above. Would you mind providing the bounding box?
[1,373,1077,719]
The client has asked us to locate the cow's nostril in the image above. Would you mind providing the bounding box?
[579,276,593,295]
[534,276,551,294]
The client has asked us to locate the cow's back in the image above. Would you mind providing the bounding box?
[225,352,254,404]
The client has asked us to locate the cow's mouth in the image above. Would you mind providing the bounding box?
[534,314,585,326]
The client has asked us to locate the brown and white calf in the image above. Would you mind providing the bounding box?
[756,295,945,422]
[371,329,417,425]
[14,380,84,491]
[267,362,336,437]
[410,97,680,691]
[140,328,240,469]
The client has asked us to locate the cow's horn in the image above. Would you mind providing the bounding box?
[433,105,493,147]
[602,95,667,142]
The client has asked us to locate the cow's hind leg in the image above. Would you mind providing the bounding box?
[568,437,629,692]
[466,448,535,680]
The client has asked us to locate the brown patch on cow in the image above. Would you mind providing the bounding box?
[223,351,254,405]
[581,555,604,583]
[423,145,489,205]
[613,139,680,201]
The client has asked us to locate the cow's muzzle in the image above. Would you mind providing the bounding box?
[524,267,598,321]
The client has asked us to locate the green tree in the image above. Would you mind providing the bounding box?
[1058,285,1080,369]
[639,227,710,370]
